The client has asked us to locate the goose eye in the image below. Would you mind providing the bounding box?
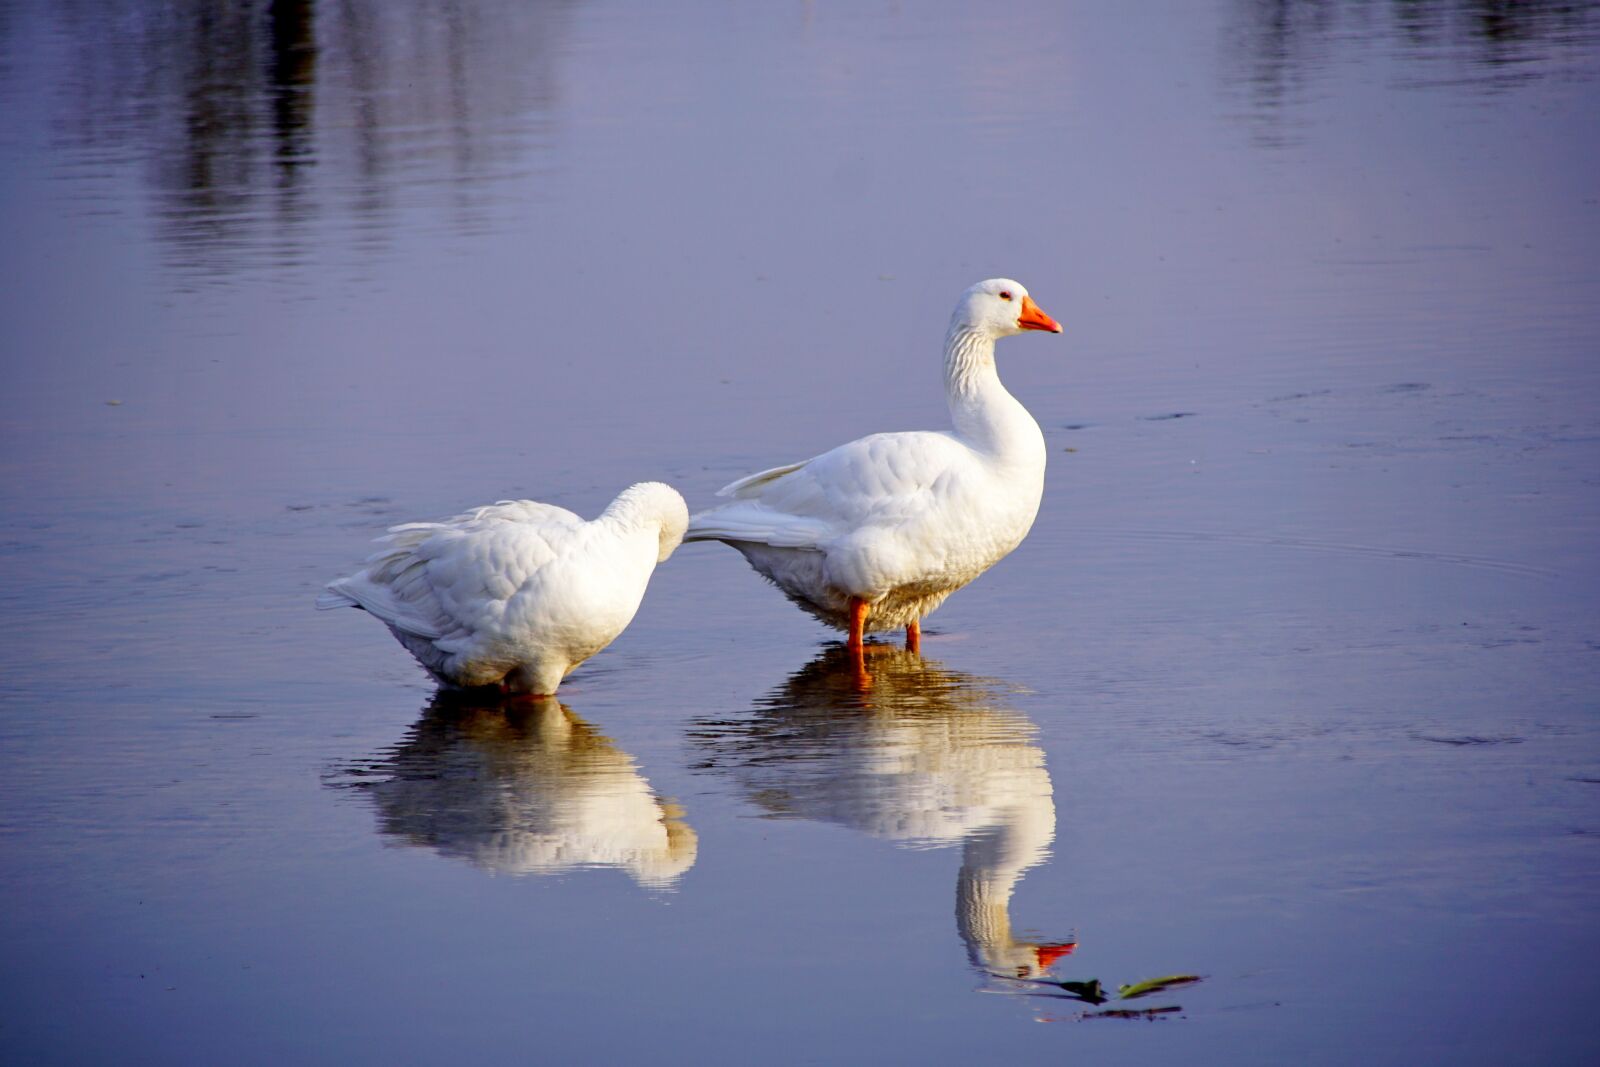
[999,291,1013,301]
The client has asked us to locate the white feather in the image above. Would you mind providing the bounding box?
[686,279,1063,633]
[320,483,689,694]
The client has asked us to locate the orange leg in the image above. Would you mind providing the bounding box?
[848,597,869,652]
[905,618,921,654]
[847,598,872,689]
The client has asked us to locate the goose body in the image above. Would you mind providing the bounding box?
[694,648,1072,977]
[358,695,698,887]
[319,482,689,694]
[686,279,1062,647]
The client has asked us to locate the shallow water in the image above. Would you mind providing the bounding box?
[2,1,1598,1063]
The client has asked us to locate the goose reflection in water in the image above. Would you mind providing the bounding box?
[336,693,697,888]
[692,646,1073,979]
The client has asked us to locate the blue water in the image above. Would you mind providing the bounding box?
[1,1,1597,1063]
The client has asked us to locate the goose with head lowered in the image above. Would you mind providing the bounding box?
[685,279,1063,656]
[319,482,689,695]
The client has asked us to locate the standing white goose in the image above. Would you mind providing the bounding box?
[318,482,689,695]
[685,279,1062,653]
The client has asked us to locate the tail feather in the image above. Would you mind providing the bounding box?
[716,460,808,498]
[317,573,447,640]
[685,506,830,549]
[315,588,358,611]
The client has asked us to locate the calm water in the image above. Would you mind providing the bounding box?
[2,1,1598,1062]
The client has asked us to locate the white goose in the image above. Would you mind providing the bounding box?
[318,482,689,695]
[359,695,699,887]
[694,647,1074,977]
[686,279,1062,652]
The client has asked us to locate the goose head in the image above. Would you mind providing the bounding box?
[608,481,691,562]
[952,278,1062,339]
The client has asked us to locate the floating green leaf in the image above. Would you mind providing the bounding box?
[1055,979,1108,1005]
[1117,974,1202,1000]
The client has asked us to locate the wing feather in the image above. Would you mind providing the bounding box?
[320,500,584,648]
[716,460,810,498]
[687,431,971,550]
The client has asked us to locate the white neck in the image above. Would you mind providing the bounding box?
[956,852,1020,954]
[601,482,687,561]
[943,325,1046,465]
[602,493,657,531]
[601,482,674,530]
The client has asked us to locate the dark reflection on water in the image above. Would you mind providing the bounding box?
[1223,0,1600,143]
[691,647,1075,983]
[15,0,1593,279]
[330,692,697,888]
[36,0,578,276]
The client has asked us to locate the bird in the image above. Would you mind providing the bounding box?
[347,692,698,888]
[691,646,1074,978]
[685,278,1062,656]
[318,482,689,695]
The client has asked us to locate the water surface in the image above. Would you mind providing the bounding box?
[1,1,1597,1063]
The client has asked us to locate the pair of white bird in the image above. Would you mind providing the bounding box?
[319,278,1064,695]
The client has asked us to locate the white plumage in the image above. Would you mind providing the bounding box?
[686,278,1063,642]
[319,482,689,694]
[694,647,1072,977]
[359,695,698,887]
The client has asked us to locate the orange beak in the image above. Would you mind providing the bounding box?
[1017,294,1062,334]
[1034,942,1078,970]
